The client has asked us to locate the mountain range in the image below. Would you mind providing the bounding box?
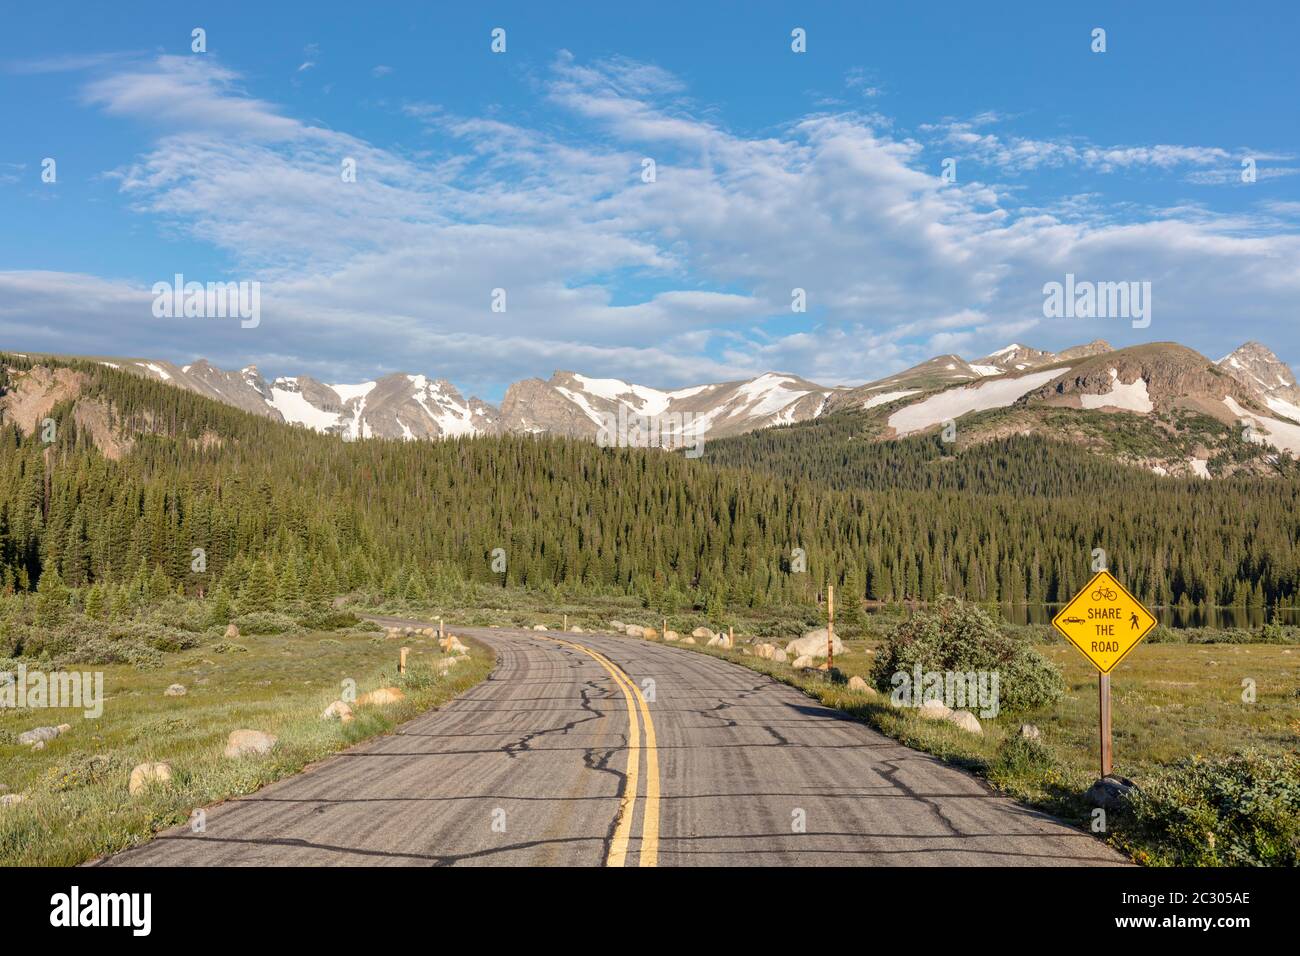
[5,338,1299,477]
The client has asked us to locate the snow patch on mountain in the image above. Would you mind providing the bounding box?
[889,369,1065,436]
[1080,369,1154,413]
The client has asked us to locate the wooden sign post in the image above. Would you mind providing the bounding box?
[826,584,835,670]
[1099,674,1112,777]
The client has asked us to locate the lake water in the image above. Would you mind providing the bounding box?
[866,603,1300,630]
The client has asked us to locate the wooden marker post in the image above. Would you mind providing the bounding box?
[826,584,835,671]
[728,625,733,649]
[438,617,444,641]
[400,646,409,674]
[564,613,568,631]
[1099,674,1112,778]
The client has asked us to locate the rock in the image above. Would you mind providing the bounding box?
[569,626,583,633]
[625,625,645,638]
[224,623,240,639]
[771,648,788,663]
[847,675,876,695]
[164,684,187,697]
[610,620,627,632]
[31,740,45,751]
[17,725,66,746]
[739,647,750,655]
[0,794,26,808]
[785,629,845,659]
[56,723,72,733]
[321,700,354,723]
[753,643,777,659]
[917,700,952,720]
[355,687,406,708]
[791,654,816,669]
[1018,723,1042,742]
[444,636,468,655]
[1087,775,1138,811]
[662,630,679,642]
[128,762,173,796]
[434,657,462,673]
[224,729,277,758]
[642,628,659,641]
[680,636,696,645]
[945,710,983,734]
[533,624,549,631]
[706,634,723,647]
[691,627,714,639]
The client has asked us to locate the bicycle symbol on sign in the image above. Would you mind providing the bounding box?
[1091,586,1118,601]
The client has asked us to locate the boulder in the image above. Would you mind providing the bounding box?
[434,657,462,673]
[847,675,876,696]
[1087,775,1138,811]
[321,700,354,723]
[224,623,240,639]
[164,684,187,697]
[17,725,66,747]
[532,624,549,631]
[945,710,983,734]
[1018,723,1042,742]
[679,636,696,645]
[569,626,583,633]
[642,628,659,641]
[791,655,816,669]
[610,620,627,632]
[917,700,952,720]
[771,648,788,663]
[224,729,277,758]
[753,643,777,659]
[444,636,468,655]
[664,631,680,642]
[691,627,714,639]
[128,762,173,796]
[355,687,406,707]
[785,629,845,659]
[625,625,645,638]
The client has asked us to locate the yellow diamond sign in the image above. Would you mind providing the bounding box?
[1053,570,1157,673]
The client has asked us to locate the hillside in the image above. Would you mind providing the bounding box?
[2,351,1300,614]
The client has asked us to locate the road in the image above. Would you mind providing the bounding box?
[96,623,1126,866]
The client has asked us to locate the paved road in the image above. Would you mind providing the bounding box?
[97,623,1126,867]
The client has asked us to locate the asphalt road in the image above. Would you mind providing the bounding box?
[97,623,1126,867]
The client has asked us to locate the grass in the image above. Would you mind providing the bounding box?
[0,621,492,866]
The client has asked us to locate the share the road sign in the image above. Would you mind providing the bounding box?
[1053,570,1157,673]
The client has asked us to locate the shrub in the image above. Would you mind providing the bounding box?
[991,734,1060,780]
[1118,750,1300,866]
[231,611,298,635]
[869,596,1064,712]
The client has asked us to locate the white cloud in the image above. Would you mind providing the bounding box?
[6,53,1300,394]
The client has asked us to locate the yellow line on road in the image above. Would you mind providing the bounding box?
[546,637,660,867]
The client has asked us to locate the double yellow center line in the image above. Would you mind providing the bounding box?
[547,637,660,867]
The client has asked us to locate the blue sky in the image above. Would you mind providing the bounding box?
[1,1,1298,401]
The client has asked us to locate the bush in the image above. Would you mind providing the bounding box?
[992,734,1060,780]
[1118,751,1300,866]
[231,611,298,635]
[297,608,361,630]
[869,596,1064,712]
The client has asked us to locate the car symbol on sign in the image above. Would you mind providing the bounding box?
[1061,616,1086,625]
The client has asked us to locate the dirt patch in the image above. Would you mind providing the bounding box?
[0,365,85,435]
